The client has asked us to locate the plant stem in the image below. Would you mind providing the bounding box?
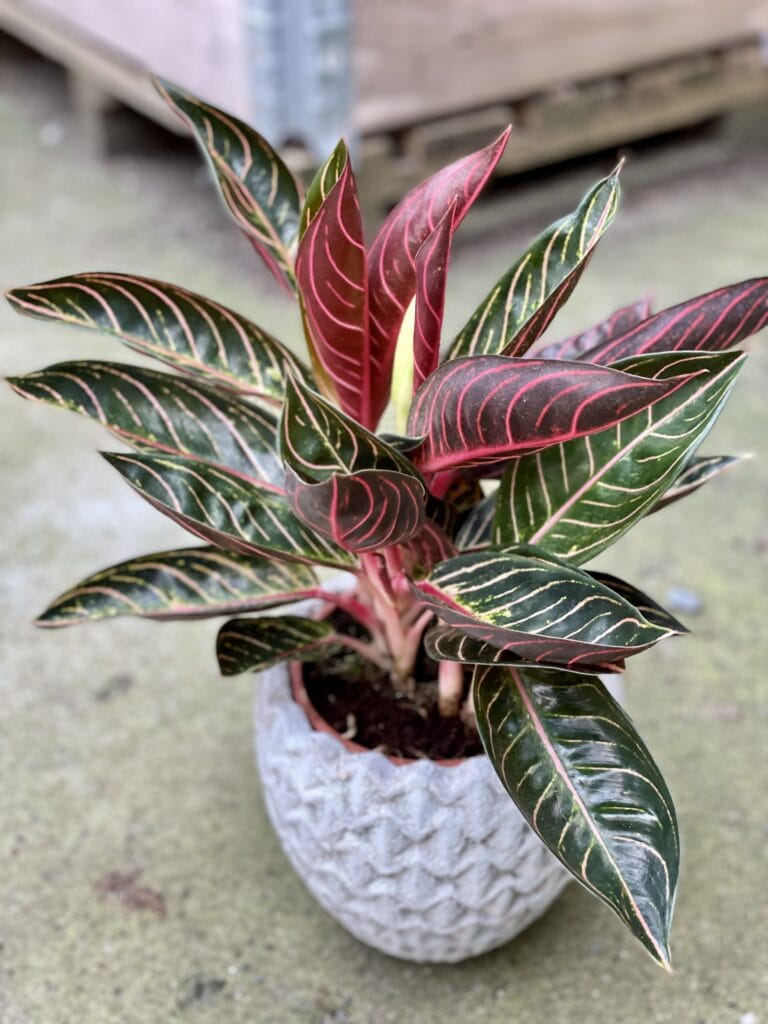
[437,660,465,717]
[330,633,392,672]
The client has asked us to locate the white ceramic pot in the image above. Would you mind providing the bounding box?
[253,662,574,963]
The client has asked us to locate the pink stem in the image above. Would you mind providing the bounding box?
[438,660,465,717]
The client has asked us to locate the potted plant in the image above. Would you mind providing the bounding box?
[6,80,765,969]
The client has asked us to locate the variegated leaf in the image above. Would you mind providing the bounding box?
[295,146,373,423]
[395,516,457,578]
[407,355,698,474]
[578,278,768,364]
[299,139,348,237]
[454,493,497,551]
[280,373,423,484]
[37,547,318,626]
[649,454,742,514]
[448,169,620,360]
[8,361,281,484]
[6,273,312,402]
[425,625,625,674]
[217,615,337,675]
[533,298,652,360]
[103,451,355,569]
[474,666,679,968]
[413,205,454,391]
[494,350,745,563]
[366,128,510,425]
[156,79,301,290]
[412,546,683,668]
[285,469,425,552]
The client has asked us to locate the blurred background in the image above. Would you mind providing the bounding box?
[1,2,768,1023]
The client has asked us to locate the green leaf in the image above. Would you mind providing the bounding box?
[648,454,742,515]
[474,666,679,968]
[280,374,423,484]
[104,451,355,569]
[155,78,301,290]
[412,546,684,669]
[493,350,745,563]
[448,168,620,360]
[37,548,318,626]
[454,493,497,551]
[424,625,624,674]
[299,139,348,238]
[8,361,281,484]
[6,273,312,403]
[217,615,337,675]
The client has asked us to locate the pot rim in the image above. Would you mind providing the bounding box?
[289,661,482,769]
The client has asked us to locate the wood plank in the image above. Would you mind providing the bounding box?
[354,0,768,132]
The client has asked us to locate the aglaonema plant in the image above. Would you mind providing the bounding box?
[6,79,766,970]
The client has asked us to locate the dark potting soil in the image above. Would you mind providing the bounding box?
[302,613,484,761]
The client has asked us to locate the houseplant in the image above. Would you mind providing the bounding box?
[6,80,765,968]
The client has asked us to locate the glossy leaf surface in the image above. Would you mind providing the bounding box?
[280,374,422,483]
[38,548,318,626]
[8,361,281,484]
[474,666,679,967]
[449,169,620,360]
[299,139,348,238]
[534,298,652,361]
[104,451,355,568]
[494,350,745,563]
[285,469,425,552]
[217,615,337,675]
[6,273,311,402]
[579,278,768,364]
[295,147,373,423]
[407,355,697,474]
[366,128,510,423]
[425,625,624,674]
[413,206,454,391]
[156,79,301,290]
[412,546,683,668]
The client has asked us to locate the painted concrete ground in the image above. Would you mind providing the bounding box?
[1,46,767,1024]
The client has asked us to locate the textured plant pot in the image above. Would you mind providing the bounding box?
[254,661,575,963]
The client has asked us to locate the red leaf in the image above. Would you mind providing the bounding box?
[413,205,455,391]
[366,128,510,425]
[407,356,700,474]
[285,469,425,553]
[533,298,652,360]
[579,279,768,364]
[295,155,372,425]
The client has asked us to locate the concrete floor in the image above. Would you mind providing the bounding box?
[1,44,767,1024]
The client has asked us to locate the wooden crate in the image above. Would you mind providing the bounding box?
[353,0,768,132]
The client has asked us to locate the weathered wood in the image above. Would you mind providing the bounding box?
[353,0,768,132]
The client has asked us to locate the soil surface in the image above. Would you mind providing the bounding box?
[303,613,484,760]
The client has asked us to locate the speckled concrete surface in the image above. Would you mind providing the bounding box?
[1,46,767,1024]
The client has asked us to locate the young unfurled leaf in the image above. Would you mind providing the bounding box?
[37,548,318,626]
[407,355,699,474]
[413,206,455,391]
[412,546,684,668]
[155,79,301,290]
[295,145,373,424]
[217,615,337,675]
[648,454,743,515]
[578,278,768,364]
[366,128,510,426]
[103,451,355,569]
[494,350,745,563]
[285,469,425,553]
[448,168,620,361]
[533,298,652,361]
[424,625,624,675]
[6,273,312,402]
[474,666,679,968]
[8,361,281,484]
